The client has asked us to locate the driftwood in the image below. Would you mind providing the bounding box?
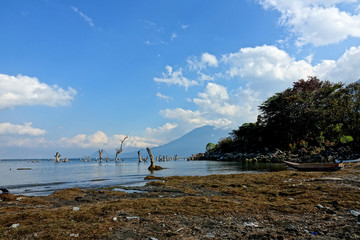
[146,147,163,171]
[115,136,128,161]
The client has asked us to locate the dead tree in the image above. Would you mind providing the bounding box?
[115,136,128,161]
[98,149,103,162]
[54,152,61,163]
[146,147,163,171]
[138,151,142,163]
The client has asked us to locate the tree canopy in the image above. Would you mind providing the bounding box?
[218,77,360,154]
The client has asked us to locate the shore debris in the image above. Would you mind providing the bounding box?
[243,222,259,228]
[10,223,20,228]
[351,210,360,216]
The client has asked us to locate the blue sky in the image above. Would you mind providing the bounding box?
[1,0,360,158]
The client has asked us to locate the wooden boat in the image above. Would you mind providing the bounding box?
[335,158,360,163]
[284,161,344,171]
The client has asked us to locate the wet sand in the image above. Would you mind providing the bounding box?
[1,163,360,239]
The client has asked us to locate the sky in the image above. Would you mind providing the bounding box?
[1,0,360,159]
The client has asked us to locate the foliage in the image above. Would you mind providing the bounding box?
[205,143,216,153]
[213,137,234,153]
[223,77,360,153]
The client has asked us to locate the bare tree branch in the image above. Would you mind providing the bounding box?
[115,136,128,161]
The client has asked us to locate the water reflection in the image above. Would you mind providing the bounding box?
[205,161,287,173]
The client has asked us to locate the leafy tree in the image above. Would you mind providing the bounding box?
[215,137,234,153]
[258,77,344,147]
[206,143,216,153]
[230,77,360,153]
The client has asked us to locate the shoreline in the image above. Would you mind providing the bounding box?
[1,163,360,239]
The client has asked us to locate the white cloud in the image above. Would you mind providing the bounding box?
[222,44,360,94]
[0,74,77,109]
[160,108,232,130]
[0,136,48,147]
[202,53,219,67]
[0,122,46,136]
[154,65,198,90]
[156,92,173,101]
[71,5,94,27]
[146,122,178,134]
[187,52,219,71]
[145,122,179,142]
[222,45,314,94]
[314,45,360,83]
[155,43,360,135]
[181,24,189,30]
[192,83,259,127]
[59,131,162,149]
[259,0,360,46]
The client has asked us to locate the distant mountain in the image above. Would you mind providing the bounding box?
[123,125,229,158]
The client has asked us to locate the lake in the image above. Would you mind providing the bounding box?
[0,158,287,196]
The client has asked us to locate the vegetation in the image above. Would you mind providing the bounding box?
[213,77,360,154]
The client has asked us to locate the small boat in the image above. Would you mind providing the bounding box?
[335,158,360,163]
[284,161,344,171]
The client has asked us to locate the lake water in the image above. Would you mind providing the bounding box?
[0,158,286,196]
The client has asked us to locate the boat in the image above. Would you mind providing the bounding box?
[335,158,360,163]
[284,161,344,171]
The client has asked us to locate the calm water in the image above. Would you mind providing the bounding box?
[0,158,286,196]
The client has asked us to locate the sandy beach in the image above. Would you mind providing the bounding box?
[1,163,360,239]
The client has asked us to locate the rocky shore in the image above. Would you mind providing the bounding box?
[1,163,360,239]
[189,145,360,163]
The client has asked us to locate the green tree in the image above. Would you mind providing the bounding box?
[258,77,344,147]
[205,142,216,153]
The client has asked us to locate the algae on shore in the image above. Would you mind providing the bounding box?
[1,163,360,239]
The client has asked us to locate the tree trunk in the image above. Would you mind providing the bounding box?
[146,147,156,169]
[54,152,61,163]
[138,151,142,162]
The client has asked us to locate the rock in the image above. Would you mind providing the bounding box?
[10,223,20,228]
[243,222,259,227]
[350,210,360,216]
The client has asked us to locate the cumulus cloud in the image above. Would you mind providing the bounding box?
[146,123,178,135]
[0,122,46,136]
[154,65,198,90]
[187,52,219,71]
[194,83,252,118]
[71,5,94,27]
[145,122,179,142]
[314,45,360,83]
[0,136,48,147]
[222,45,314,94]
[0,74,77,109]
[59,131,162,149]
[160,108,232,131]
[155,43,360,134]
[222,44,360,92]
[259,0,360,46]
